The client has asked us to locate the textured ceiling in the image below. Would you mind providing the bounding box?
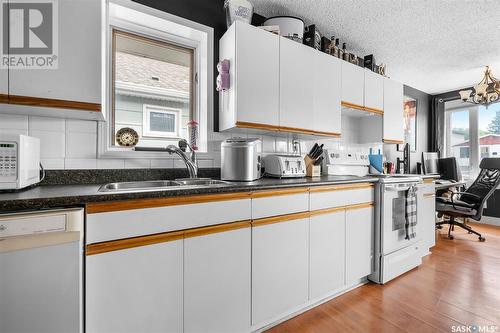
[251,0,500,95]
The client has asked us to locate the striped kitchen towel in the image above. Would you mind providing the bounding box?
[405,185,417,240]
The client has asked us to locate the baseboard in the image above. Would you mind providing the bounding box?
[479,216,500,226]
[251,278,368,333]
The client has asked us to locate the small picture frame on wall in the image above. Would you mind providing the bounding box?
[398,96,417,152]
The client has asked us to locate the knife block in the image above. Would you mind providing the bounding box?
[304,155,321,178]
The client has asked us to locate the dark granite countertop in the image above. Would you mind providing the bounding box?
[0,175,379,212]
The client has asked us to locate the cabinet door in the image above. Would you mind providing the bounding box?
[417,185,436,252]
[313,52,341,135]
[235,22,279,127]
[341,62,364,107]
[383,78,404,142]
[309,211,345,300]
[346,207,374,283]
[184,227,251,333]
[364,70,384,111]
[279,37,315,130]
[86,240,183,333]
[252,218,309,326]
[8,0,101,104]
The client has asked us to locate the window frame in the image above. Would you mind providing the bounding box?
[98,0,213,158]
[142,104,182,138]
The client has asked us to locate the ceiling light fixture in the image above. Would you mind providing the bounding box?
[459,66,500,106]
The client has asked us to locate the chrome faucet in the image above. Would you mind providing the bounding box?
[166,140,198,178]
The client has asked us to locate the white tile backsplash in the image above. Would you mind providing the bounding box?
[0,113,358,170]
[66,119,97,133]
[0,115,28,130]
[125,159,151,169]
[66,132,97,158]
[150,159,174,169]
[0,128,29,136]
[29,116,65,132]
[96,159,125,169]
[41,158,65,170]
[65,159,97,169]
[30,130,66,159]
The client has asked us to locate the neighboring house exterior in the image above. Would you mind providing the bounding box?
[453,134,500,166]
[114,52,191,147]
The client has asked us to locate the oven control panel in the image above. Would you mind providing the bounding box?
[0,142,18,181]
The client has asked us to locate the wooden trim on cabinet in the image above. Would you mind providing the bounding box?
[383,139,404,144]
[0,94,8,104]
[86,192,251,214]
[252,211,310,227]
[423,193,436,198]
[236,121,280,132]
[313,130,341,137]
[278,125,316,136]
[251,187,309,199]
[86,230,184,256]
[363,106,384,115]
[6,94,101,112]
[235,121,341,138]
[345,202,374,211]
[309,183,374,193]
[183,220,251,239]
[310,206,346,217]
[423,178,435,184]
[341,101,365,111]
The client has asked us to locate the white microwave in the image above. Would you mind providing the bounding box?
[0,134,41,190]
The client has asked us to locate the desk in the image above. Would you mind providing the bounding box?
[435,181,467,191]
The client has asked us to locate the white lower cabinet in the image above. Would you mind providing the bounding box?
[345,206,374,283]
[417,183,436,254]
[86,240,183,333]
[309,211,346,299]
[252,218,309,326]
[184,227,251,333]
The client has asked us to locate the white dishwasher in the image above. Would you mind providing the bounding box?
[0,208,84,333]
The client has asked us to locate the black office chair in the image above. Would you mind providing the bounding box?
[436,158,500,242]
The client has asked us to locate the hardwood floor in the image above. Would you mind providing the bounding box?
[267,222,500,333]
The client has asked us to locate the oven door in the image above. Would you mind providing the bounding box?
[381,183,419,254]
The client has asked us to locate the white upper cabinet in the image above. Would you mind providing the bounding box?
[7,0,103,113]
[219,21,280,130]
[184,227,251,333]
[86,240,183,333]
[341,61,364,107]
[313,52,342,135]
[279,37,315,131]
[364,70,384,112]
[383,78,404,143]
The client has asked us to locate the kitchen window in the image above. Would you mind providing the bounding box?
[444,99,500,180]
[99,1,213,157]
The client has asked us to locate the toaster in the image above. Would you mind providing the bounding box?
[221,138,262,181]
[263,155,306,178]
[0,134,41,190]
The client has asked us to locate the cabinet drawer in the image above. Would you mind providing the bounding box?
[310,184,374,211]
[87,198,251,244]
[381,240,422,283]
[252,190,309,219]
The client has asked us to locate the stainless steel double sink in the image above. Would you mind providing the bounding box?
[98,178,232,193]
